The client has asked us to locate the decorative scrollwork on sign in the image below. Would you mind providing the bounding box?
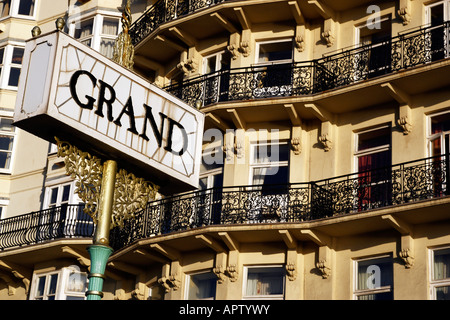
[112,169,159,228]
[56,137,103,224]
[113,0,135,70]
[55,137,159,229]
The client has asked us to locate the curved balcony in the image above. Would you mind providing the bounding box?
[163,21,450,109]
[0,155,449,252]
[109,154,450,251]
[130,0,231,45]
[0,205,94,251]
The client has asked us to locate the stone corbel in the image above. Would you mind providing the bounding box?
[228,33,241,60]
[382,215,415,268]
[398,104,413,135]
[321,27,335,47]
[304,103,334,151]
[319,121,333,152]
[398,0,412,25]
[177,48,200,76]
[380,83,413,135]
[288,2,306,52]
[300,229,332,278]
[219,232,240,282]
[234,130,245,160]
[131,282,147,300]
[308,1,335,47]
[0,260,31,295]
[279,230,298,281]
[213,252,228,284]
[223,130,235,162]
[239,29,252,57]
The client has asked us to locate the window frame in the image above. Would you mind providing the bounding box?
[354,125,391,172]
[242,265,286,300]
[429,245,450,300]
[184,270,218,300]
[353,254,393,300]
[427,110,450,157]
[0,43,25,90]
[68,12,121,59]
[249,141,290,186]
[0,0,37,21]
[30,267,87,300]
[43,180,80,210]
[255,38,294,66]
[0,113,17,174]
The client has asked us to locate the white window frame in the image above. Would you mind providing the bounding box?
[242,265,285,300]
[427,110,450,157]
[0,0,38,21]
[429,245,450,300]
[203,50,227,75]
[68,11,121,58]
[43,180,81,210]
[425,0,450,25]
[0,198,8,219]
[354,125,391,173]
[29,267,87,300]
[184,270,217,300]
[353,254,393,300]
[0,43,25,90]
[249,141,289,186]
[255,38,294,66]
[0,112,17,174]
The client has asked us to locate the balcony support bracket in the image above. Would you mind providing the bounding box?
[218,232,240,282]
[382,214,415,268]
[381,83,413,134]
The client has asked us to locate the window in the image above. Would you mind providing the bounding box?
[354,126,391,210]
[0,45,25,89]
[426,1,450,61]
[30,268,87,300]
[99,18,119,58]
[71,15,120,59]
[74,18,94,47]
[255,39,293,90]
[186,271,217,300]
[428,111,450,196]
[250,142,289,188]
[8,47,24,87]
[202,51,231,104]
[256,39,293,65]
[430,247,450,300]
[45,183,73,209]
[33,273,59,300]
[243,266,285,300]
[197,148,223,225]
[0,0,36,19]
[354,255,393,300]
[429,111,450,157]
[0,117,16,173]
[356,18,392,78]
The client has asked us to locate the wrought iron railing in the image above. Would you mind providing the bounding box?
[0,155,447,251]
[109,154,449,250]
[163,21,450,108]
[0,205,94,250]
[130,0,230,45]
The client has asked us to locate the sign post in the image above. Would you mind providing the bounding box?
[14,1,203,300]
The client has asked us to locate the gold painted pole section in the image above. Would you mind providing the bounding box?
[94,160,118,246]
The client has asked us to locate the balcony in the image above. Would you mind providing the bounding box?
[109,154,450,251]
[0,155,448,252]
[0,205,94,251]
[164,21,450,109]
[130,0,231,45]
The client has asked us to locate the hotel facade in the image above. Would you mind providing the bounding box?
[0,0,450,300]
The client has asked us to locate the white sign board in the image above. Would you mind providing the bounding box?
[14,31,204,193]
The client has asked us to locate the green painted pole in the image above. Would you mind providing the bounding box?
[86,160,117,300]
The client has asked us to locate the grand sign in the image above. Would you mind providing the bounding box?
[14,31,204,193]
